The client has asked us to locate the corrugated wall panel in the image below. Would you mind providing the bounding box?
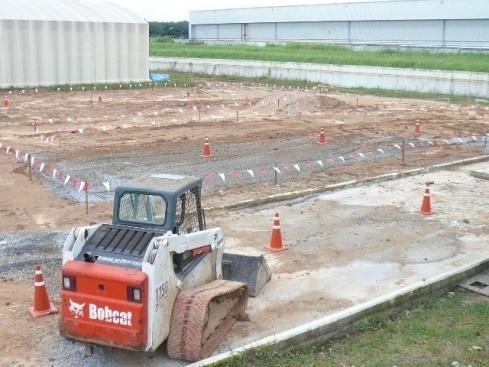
[0,20,14,88]
[217,24,242,39]
[190,0,489,24]
[445,19,489,48]
[247,23,275,40]
[277,21,348,41]
[105,23,119,83]
[0,18,148,88]
[193,24,218,39]
[350,20,443,46]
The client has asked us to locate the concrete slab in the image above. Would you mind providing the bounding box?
[209,161,489,355]
[459,270,489,297]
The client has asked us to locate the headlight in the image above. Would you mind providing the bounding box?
[62,275,76,291]
[128,287,142,303]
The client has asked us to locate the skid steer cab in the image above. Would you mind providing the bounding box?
[60,174,249,361]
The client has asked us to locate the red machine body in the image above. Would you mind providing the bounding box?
[60,261,148,350]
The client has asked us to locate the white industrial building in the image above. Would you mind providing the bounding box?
[189,0,489,49]
[0,0,149,89]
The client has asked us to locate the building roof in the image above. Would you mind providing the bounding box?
[2,0,147,24]
[120,174,202,196]
[190,0,489,24]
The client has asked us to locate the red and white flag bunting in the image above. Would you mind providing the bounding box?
[0,134,485,195]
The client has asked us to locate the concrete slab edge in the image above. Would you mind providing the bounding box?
[192,256,489,367]
[470,170,489,181]
[217,155,489,211]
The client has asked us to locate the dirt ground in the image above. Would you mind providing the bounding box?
[1,80,489,366]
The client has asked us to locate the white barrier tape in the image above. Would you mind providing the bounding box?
[409,143,416,148]
[79,181,86,192]
[102,182,110,192]
[394,144,401,150]
[0,131,484,193]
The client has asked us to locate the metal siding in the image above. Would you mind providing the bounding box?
[193,24,218,40]
[0,18,149,88]
[247,23,276,40]
[277,22,349,41]
[190,0,489,24]
[3,0,146,23]
[217,24,242,40]
[350,20,443,46]
[445,19,489,47]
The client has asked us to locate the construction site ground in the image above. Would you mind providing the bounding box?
[1,80,489,366]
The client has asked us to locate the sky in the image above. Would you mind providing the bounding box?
[94,0,381,21]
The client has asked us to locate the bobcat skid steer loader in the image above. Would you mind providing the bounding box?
[60,174,256,361]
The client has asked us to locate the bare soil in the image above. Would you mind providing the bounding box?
[1,81,489,366]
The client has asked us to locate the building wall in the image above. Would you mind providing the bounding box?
[0,19,149,88]
[191,19,489,48]
[189,0,489,49]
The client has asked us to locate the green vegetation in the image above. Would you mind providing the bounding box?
[217,291,489,367]
[3,71,486,105]
[163,71,482,104]
[149,21,188,39]
[150,40,489,73]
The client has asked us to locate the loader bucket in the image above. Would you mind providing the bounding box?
[222,251,272,297]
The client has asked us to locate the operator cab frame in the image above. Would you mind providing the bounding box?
[113,173,206,235]
[111,173,207,274]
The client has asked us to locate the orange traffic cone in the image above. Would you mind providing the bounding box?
[98,95,102,103]
[29,265,57,317]
[414,122,421,136]
[316,128,327,144]
[201,137,213,158]
[3,97,9,108]
[420,183,433,215]
[265,212,287,252]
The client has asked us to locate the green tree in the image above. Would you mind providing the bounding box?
[149,21,189,39]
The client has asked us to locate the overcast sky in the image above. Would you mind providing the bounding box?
[97,0,383,21]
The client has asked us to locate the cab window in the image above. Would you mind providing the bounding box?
[118,192,166,225]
